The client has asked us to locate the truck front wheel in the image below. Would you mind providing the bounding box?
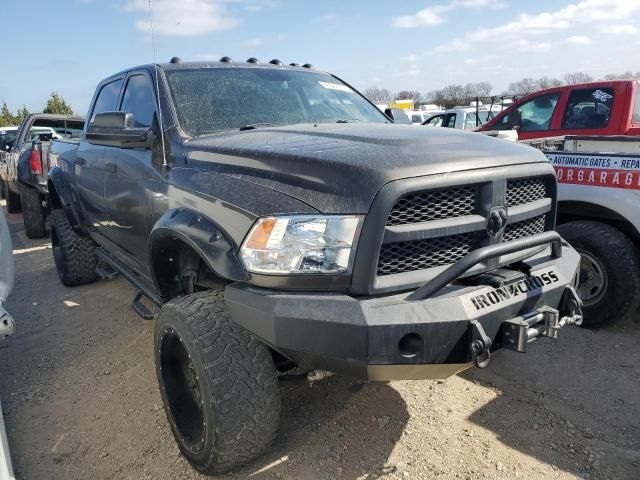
[19,183,47,238]
[154,290,280,475]
[558,221,640,327]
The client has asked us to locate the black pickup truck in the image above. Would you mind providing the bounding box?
[47,58,583,475]
[0,114,84,237]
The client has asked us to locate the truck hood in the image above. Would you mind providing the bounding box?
[185,123,548,213]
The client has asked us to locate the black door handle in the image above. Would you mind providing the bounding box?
[75,157,86,165]
[104,162,117,173]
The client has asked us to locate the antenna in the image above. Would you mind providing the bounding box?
[148,0,168,168]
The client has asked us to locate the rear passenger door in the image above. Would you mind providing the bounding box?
[102,70,160,268]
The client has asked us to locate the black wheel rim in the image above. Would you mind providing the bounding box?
[159,327,206,454]
[51,226,65,278]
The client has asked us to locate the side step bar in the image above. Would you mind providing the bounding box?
[95,248,163,320]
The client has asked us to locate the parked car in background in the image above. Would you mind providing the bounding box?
[423,108,481,130]
[0,114,84,237]
[46,57,582,475]
[479,80,640,140]
[408,111,430,124]
[0,128,18,151]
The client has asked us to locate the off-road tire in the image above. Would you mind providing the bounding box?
[155,290,280,475]
[50,209,98,286]
[558,221,640,328]
[4,181,21,214]
[19,183,47,238]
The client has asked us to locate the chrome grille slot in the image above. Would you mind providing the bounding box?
[377,233,473,276]
[386,186,476,226]
[507,177,547,207]
[503,215,546,243]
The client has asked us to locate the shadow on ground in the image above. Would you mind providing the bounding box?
[462,319,640,480]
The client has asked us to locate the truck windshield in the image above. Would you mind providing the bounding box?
[164,67,387,136]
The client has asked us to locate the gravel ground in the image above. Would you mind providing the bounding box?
[1,206,639,480]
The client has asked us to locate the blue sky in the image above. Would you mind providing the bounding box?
[2,0,640,115]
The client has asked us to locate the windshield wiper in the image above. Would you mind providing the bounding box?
[336,119,363,124]
[239,123,280,131]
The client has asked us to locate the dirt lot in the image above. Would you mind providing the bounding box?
[1,206,639,480]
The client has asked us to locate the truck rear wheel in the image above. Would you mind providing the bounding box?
[557,221,640,327]
[50,209,98,286]
[4,181,21,214]
[154,290,280,475]
[19,183,47,238]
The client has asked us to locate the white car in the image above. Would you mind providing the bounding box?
[422,108,480,130]
[423,107,502,130]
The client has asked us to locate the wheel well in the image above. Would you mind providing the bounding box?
[150,237,226,300]
[557,201,640,245]
[47,180,63,209]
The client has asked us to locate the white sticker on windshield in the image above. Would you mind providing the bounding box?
[592,89,613,102]
[318,81,353,93]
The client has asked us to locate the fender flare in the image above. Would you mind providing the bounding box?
[47,167,83,228]
[148,208,249,296]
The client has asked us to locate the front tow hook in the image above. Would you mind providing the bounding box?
[470,320,492,368]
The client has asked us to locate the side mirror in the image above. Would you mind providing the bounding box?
[384,108,412,124]
[86,111,153,149]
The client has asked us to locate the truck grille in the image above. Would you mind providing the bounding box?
[377,233,473,275]
[503,214,546,242]
[506,178,547,207]
[387,186,476,226]
[376,175,553,278]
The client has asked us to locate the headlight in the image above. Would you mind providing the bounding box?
[240,215,363,274]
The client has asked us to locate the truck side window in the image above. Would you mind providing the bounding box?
[490,93,560,132]
[562,88,614,129]
[633,86,640,124]
[425,115,444,127]
[120,74,156,128]
[444,114,456,128]
[91,79,123,121]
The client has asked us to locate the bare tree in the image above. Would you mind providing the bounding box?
[362,87,394,103]
[508,76,561,95]
[564,72,593,85]
[425,82,493,109]
[602,71,640,80]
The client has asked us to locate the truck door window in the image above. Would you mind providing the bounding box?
[425,115,444,127]
[490,93,560,132]
[444,114,456,128]
[633,86,640,124]
[120,74,156,128]
[464,112,478,129]
[91,79,123,121]
[562,88,614,129]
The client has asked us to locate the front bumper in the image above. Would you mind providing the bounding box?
[0,303,15,339]
[225,236,582,381]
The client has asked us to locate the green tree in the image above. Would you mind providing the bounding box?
[43,92,73,115]
[0,102,15,127]
[15,106,30,124]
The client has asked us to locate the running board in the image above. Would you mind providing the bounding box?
[95,248,163,320]
[96,260,119,280]
[131,291,155,320]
